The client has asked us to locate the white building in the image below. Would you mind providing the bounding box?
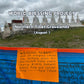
[11,12,83,32]
[12,20,23,32]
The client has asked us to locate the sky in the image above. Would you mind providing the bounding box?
[0,0,84,26]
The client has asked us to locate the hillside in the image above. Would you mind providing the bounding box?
[0,27,84,48]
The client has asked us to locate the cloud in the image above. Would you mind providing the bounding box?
[0,0,84,26]
[0,0,13,13]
